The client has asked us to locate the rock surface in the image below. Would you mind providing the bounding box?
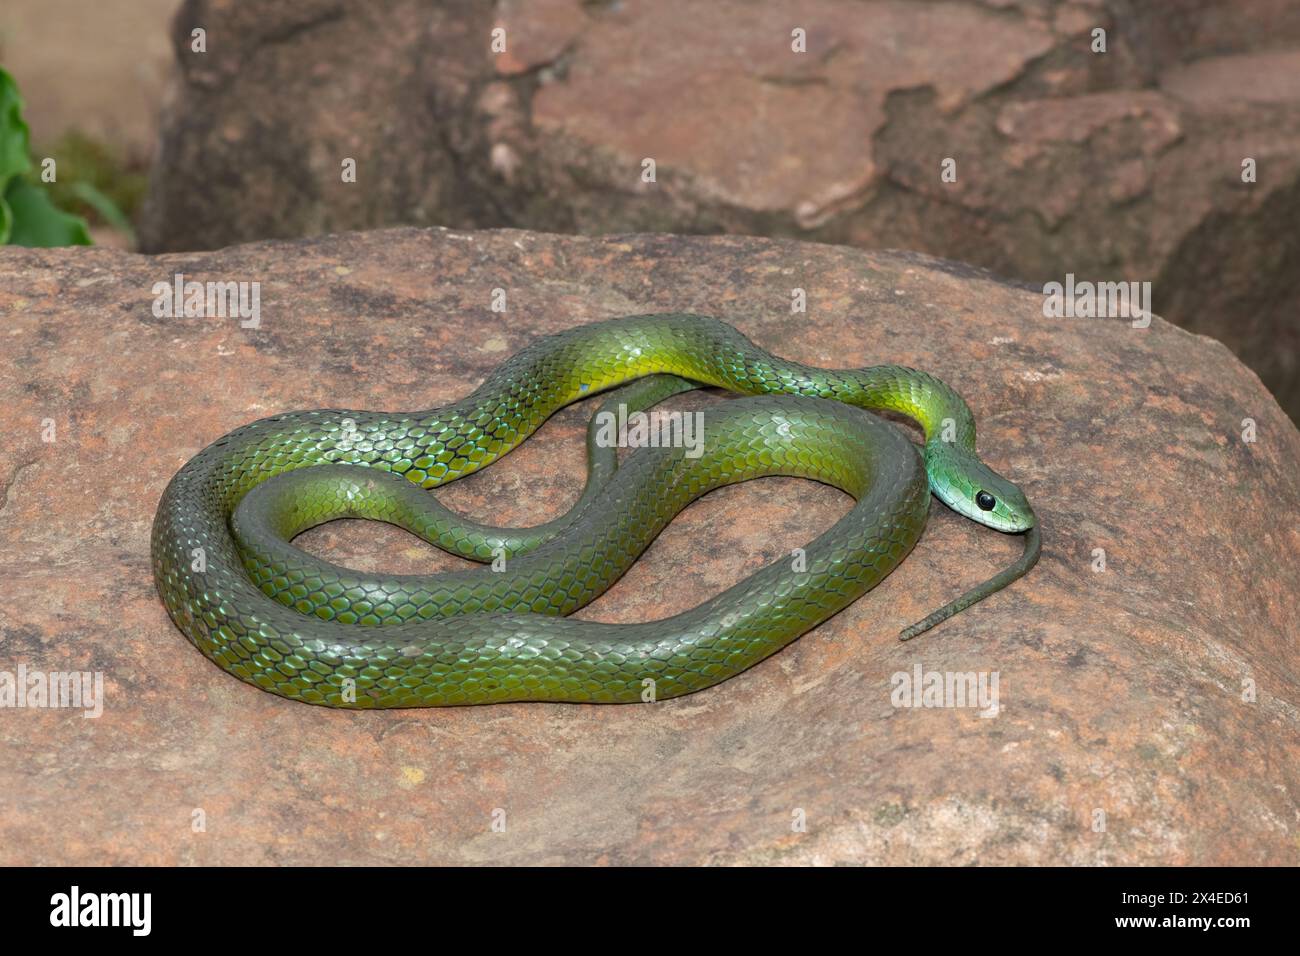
[136,0,1300,421]
[1,228,1297,865]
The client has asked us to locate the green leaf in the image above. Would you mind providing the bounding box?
[0,68,95,247]
[71,180,134,240]
[4,177,92,246]
[0,68,33,193]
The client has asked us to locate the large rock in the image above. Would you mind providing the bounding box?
[1,228,1296,864]
[136,0,1300,421]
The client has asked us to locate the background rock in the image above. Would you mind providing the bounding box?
[136,0,1300,421]
[1,228,1297,864]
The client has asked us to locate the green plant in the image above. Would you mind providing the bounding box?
[44,130,146,240]
[0,66,92,246]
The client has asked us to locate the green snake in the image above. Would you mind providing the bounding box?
[151,314,1039,707]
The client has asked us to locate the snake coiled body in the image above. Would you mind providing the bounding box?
[151,314,1038,707]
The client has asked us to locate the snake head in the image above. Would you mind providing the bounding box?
[926,444,1036,533]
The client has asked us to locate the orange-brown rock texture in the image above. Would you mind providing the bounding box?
[136,0,1300,421]
[1,228,1297,864]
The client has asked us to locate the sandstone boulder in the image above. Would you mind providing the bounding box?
[137,0,1300,420]
[0,229,1296,864]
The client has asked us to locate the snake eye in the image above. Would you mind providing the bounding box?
[975,490,997,511]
